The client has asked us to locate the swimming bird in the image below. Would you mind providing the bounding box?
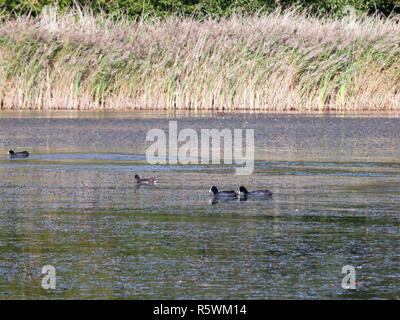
[8,150,29,159]
[238,186,273,198]
[134,174,157,185]
[209,186,237,199]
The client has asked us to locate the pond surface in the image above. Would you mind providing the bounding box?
[0,111,399,299]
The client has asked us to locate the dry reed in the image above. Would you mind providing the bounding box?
[1,7,400,111]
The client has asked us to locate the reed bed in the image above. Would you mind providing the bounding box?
[1,7,400,111]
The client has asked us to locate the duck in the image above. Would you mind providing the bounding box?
[8,150,29,158]
[238,186,272,198]
[134,174,157,185]
[209,186,237,198]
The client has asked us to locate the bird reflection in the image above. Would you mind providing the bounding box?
[134,183,158,192]
[209,196,248,205]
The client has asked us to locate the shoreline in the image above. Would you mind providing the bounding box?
[1,109,400,119]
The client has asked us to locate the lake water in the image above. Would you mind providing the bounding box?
[0,111,399,299]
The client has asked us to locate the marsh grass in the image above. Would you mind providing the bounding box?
[1,7,400,111]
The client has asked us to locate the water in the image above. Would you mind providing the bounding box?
[0,111,399,299]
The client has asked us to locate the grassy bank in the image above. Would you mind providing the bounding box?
[3,0,398,18]
[1,8,400,111]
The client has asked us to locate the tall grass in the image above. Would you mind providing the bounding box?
[1,7,400,111]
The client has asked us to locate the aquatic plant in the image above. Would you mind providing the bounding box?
[0,7,400,111]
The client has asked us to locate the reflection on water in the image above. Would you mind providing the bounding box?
[0,111,399,299]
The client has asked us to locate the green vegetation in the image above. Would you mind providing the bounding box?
[1,0,399,18]
[0,6,400,111]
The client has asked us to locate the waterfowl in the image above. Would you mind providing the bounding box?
[8,150,29,159]
[238,186,272,198]
[134,174,157,185]
[209,186,237,198]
